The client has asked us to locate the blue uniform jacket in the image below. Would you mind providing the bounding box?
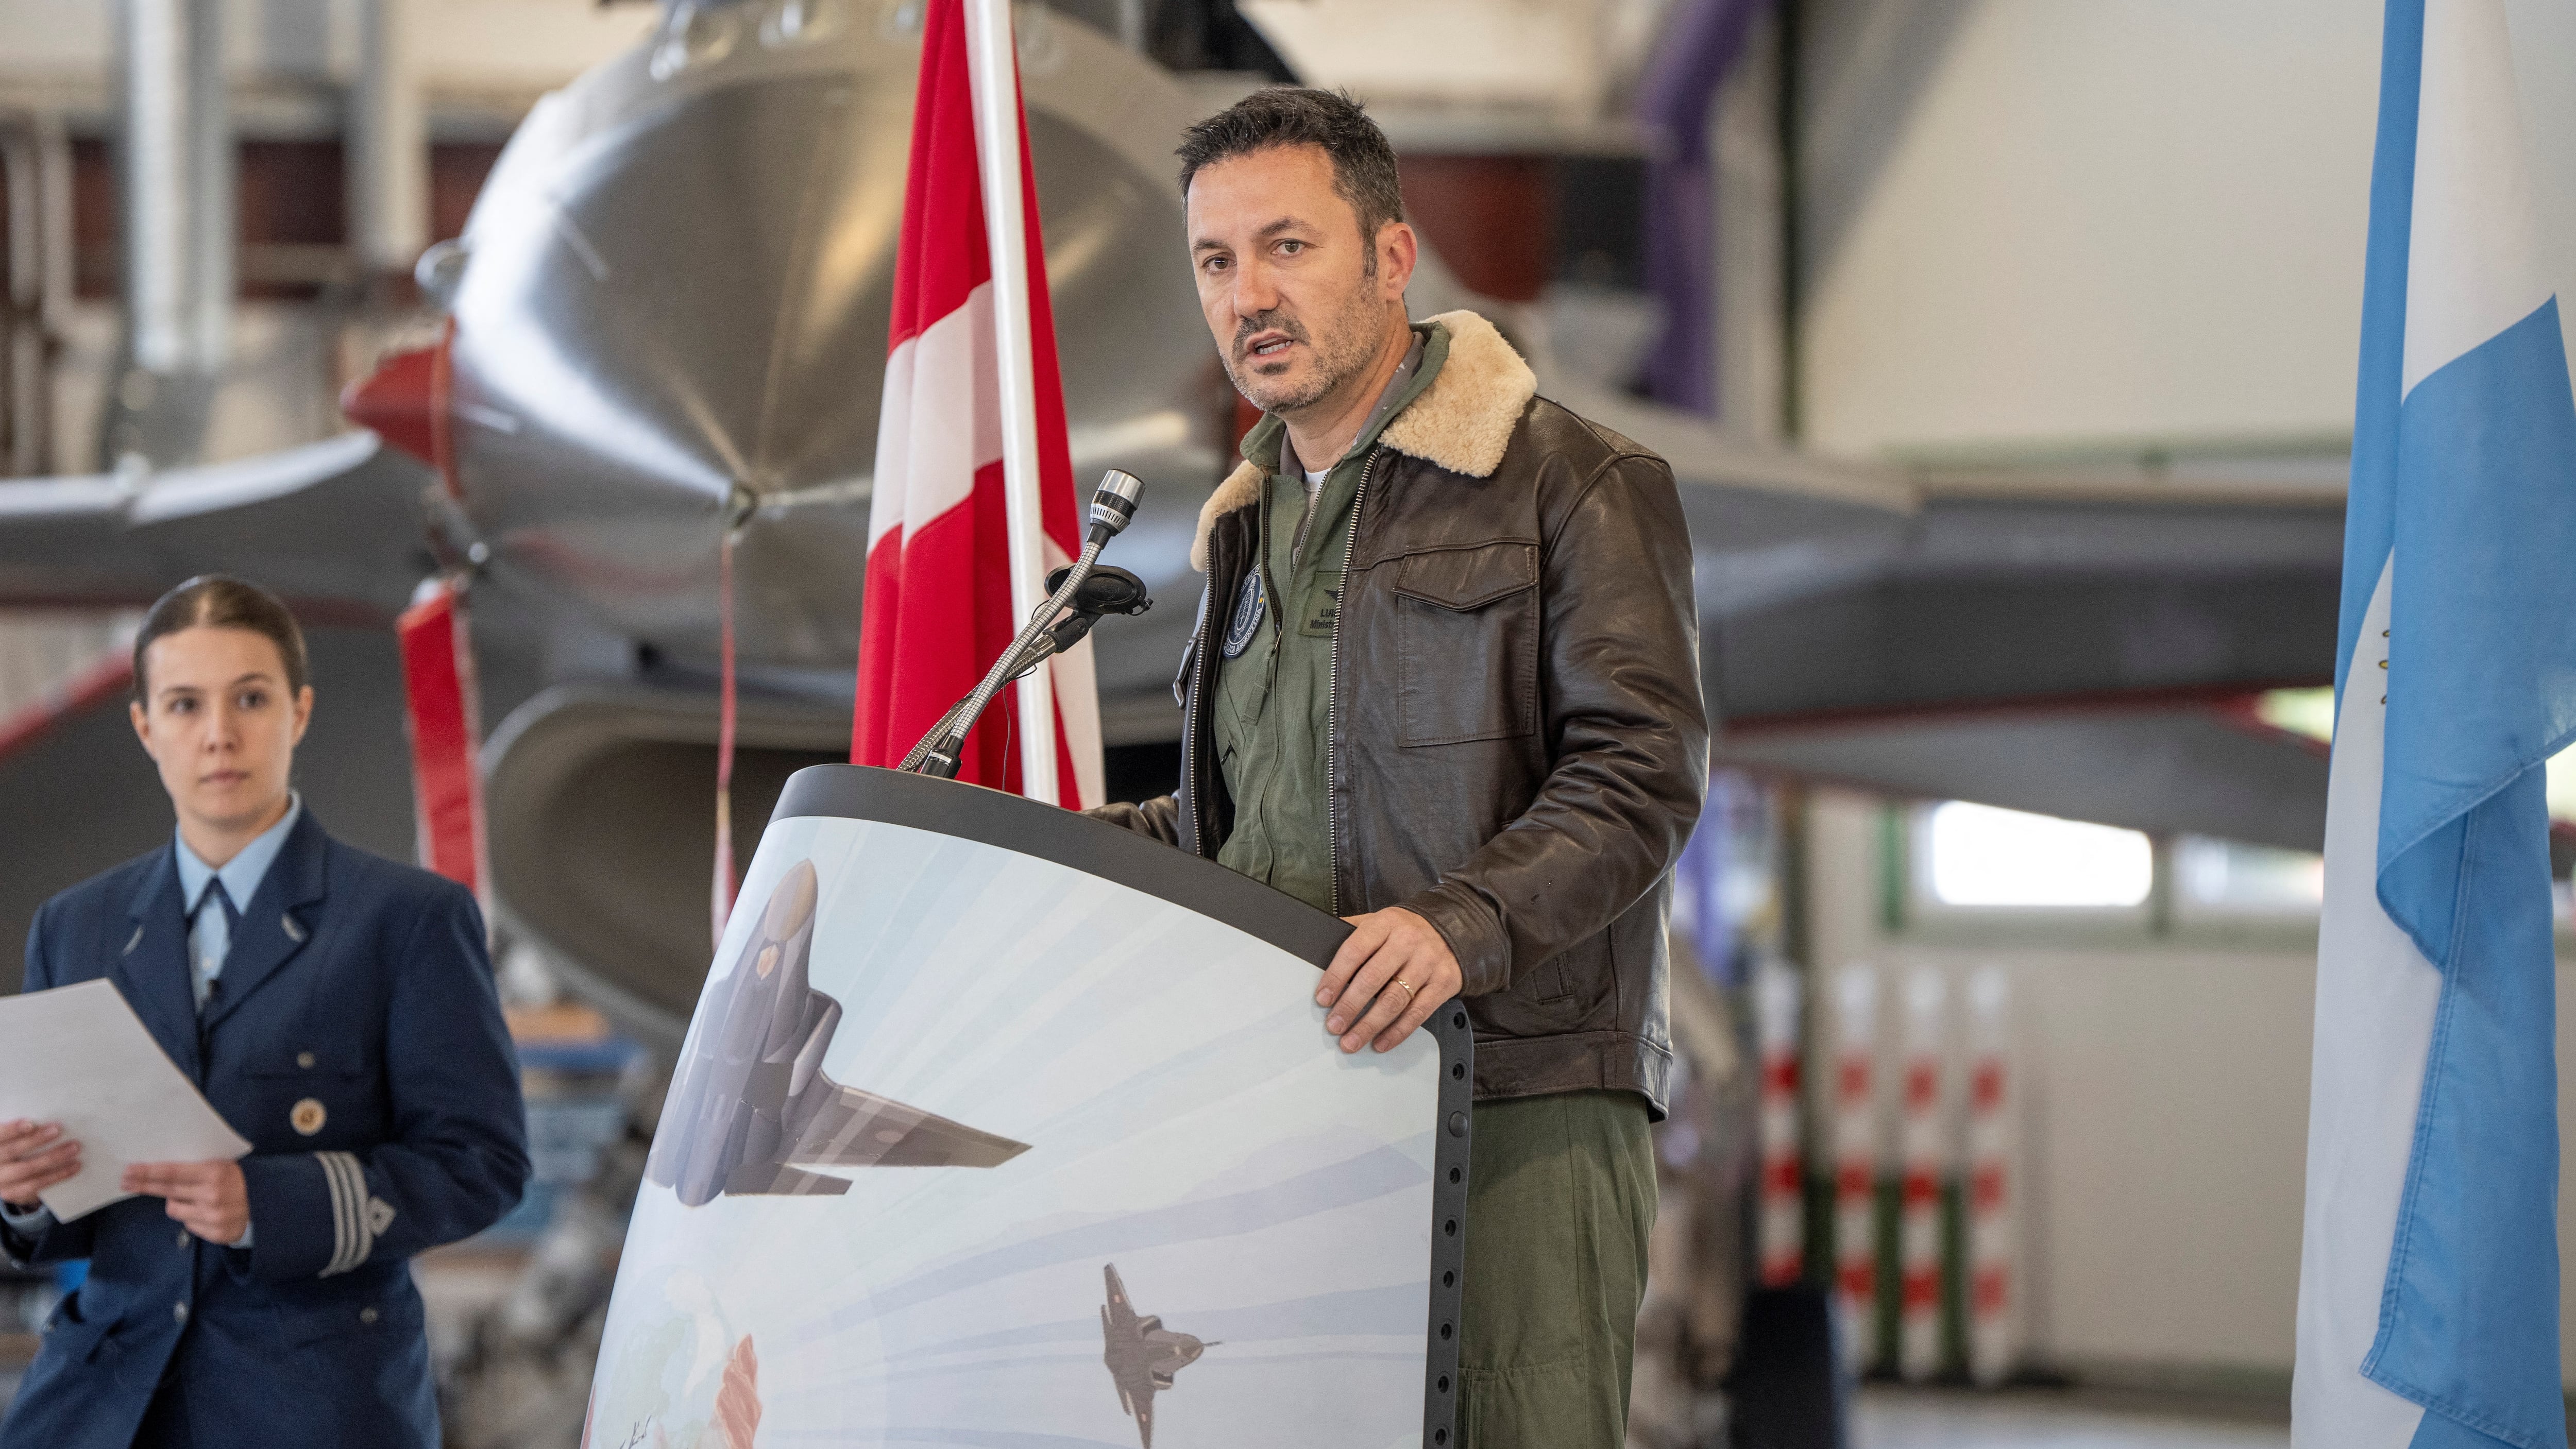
[0,810,529,1449]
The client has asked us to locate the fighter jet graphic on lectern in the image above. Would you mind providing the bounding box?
[1101,1263,1216,1448]
[646,860,1029,1206]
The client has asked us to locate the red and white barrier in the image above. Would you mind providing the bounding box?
[1754,959,1805,1288]
[1896,967,1948,1380]
[1831,964,1880,1370]
[1797,957,2027,1384]
[1964,966,2021,1385]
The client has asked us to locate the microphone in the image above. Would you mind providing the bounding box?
[900,471,1151,779]
[1087,469,1143,545]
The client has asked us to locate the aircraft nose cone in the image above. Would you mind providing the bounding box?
[766,860,820,940]
[341,328,452,474]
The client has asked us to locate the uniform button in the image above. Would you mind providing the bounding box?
[177,1230,190,1248]
[359,1306,378,1325]
[173,1302,188,1324]
[297,1051,315,1069]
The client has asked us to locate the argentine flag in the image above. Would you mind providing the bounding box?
[2294,2,2576,1447]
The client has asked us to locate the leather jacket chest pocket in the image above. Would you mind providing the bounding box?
[1391,542,1540,745]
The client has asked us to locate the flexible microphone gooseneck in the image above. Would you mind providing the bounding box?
[899,470,1147,779]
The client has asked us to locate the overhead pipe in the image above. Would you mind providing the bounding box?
[0,109,72,476]
[1115,0,1151,53]
[104,0,232,467]
[350,0,429,285]
[1636,0,1771,419]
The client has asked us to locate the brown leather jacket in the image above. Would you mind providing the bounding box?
[1093,311,1706,1116]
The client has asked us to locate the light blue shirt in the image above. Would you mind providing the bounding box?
[175,794,303,1011]
[0,798,299,1246]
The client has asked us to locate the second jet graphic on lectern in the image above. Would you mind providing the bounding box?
[647,860,1030,1205]
[1101,1263,1216,1448]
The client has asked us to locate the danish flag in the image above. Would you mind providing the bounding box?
[852,0,1101,805]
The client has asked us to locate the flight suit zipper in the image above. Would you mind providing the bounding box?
[1324,447,1385,917]
[1180,582,1216,855]
[1186,484,1283,859]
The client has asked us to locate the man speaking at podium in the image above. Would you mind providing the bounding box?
[1092,88,1707,1447]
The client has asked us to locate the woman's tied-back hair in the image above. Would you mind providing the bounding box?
[131,575,311,702]
[1176,87,1406,270]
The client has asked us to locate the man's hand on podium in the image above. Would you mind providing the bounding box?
[0,1118,79,1211]
[1318,908,1462,1055]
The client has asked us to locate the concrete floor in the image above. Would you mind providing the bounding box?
[0,1373,2298,1448]
[5,1302,2318,1449]
[0,1383,2312,1448]
[1858,1388,2290,1449]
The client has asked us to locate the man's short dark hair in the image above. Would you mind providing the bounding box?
[133,574,310,702]
[1177,87,1406,256]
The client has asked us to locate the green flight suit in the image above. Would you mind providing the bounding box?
[1213,323,1442,910]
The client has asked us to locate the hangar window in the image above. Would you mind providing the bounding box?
[2173,836,2324,918]
[1918,802,2153,909]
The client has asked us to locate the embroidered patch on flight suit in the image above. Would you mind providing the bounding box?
[291,1098,327,1136]
[1298,569,1344,637]
[1223,571,1265,658]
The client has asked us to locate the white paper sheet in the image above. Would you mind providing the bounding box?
[0,979,251,1220]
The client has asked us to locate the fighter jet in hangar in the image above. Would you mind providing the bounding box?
[0,3,2343,1046]
[1100,1263,1216,1449]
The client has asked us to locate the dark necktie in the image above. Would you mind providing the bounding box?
[198,880,243,1017]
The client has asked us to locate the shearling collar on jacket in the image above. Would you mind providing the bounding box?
[1189,309,1538,570]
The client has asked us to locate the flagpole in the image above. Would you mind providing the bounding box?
[960,0,1058,806]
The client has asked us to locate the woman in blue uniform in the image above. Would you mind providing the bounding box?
[0,575,529,1449]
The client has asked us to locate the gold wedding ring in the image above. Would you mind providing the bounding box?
[1389,978,1417,1005]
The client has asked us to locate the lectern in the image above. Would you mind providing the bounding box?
[585,765,1471,1449]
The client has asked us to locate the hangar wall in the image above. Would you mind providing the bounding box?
[1805,786,2576,1387]
[1805,788,2306,1378]
[1789,5,2576,1382]
[1795,0,2375,457]
[1796,0,2576,463]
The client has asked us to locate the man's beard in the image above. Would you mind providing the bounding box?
[1222,279,1386,416]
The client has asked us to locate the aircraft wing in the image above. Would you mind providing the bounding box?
[1104,1263,1134,1324]
[1104,1307,1130,1410]
[1539,365,2342,702]
[0,432,435,617]
[783,1076,1029,1169]
[1716,701,2332,853]
[1544,368,2346,843]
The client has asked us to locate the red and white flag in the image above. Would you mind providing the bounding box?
[852,0,1100,806]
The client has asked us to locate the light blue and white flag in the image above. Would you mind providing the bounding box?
[2294,2,2576,1447]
